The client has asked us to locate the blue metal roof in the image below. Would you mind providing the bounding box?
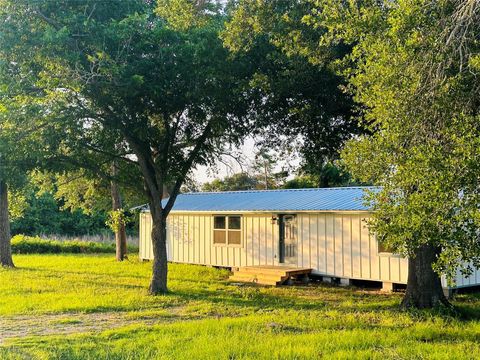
[152,187,376,212]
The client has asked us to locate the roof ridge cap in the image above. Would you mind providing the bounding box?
[179,186,377,196]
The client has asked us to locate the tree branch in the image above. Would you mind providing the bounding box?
[164,122,212,215]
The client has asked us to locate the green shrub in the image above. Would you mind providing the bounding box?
[11,235,138,254]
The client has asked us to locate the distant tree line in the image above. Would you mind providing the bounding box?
[202,163,357,192]
[11,191,108,237]
[10,191,139,238]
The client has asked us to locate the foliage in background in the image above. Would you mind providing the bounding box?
[202,173,261,192]
[10,191,110,237]
[284,162,358,188]
[106,209,134,234]
[7,190,28,221]
[202,162,357,191]
[223,0,359,182]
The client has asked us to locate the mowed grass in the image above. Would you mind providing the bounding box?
[1,255,480,359]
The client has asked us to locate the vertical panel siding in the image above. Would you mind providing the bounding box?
[199,217,205,264]
[266,217,273,266]
[317,215,326,273]
[342,216,352,278]
[399,257,408,283]
[334,217,343,276]
[252,217,259,266]
[360,217,371,279]
[139,213,144,258]
[139,213,280,269]
[300,215,309,268]
[325,214,335,275]
[245,217,252,266]
[272,219,279,266]
[389,257,400,282]
[206,216,212,265]
[369,231,380,280]
[139,213,145,259]
[454,263,480,288]
[296,213,410,283]
[379,255,390,280]
[259,217,266,265]
[147,213,152,259]
[309,215,318,271]
[351,215,361,279]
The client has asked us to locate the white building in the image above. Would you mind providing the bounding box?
[139,187,480,290]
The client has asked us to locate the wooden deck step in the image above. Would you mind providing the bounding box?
[237,266,311,276]
[229,273,288,285]
[229,266,312,286]
[229,276,282,286]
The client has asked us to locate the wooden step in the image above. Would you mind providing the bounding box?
[229,276,282,286]
[231,272,286,281]
[235,268,289,276]
[229,272,288,284]
[229,266,312,286]
[236,266,312,277]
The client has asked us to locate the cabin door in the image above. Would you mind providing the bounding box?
[279,214,297,265]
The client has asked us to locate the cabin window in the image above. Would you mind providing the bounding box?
[213,215,242,246]
[213,216,227,244]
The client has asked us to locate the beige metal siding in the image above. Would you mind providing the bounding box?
[295,213,409,283]
[139,211,480,287]
[139,212,153,260]
[140,213,279,267]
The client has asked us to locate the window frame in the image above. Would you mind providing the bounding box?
[213,215,242,247]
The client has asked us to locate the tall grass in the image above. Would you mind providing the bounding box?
[40,233,139,246]
[11,235,139,254]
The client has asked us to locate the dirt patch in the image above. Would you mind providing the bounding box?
[0,308,184,345]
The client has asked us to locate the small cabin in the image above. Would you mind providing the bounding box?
[139,187,480,291]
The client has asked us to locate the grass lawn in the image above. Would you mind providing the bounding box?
[1,255,480,359]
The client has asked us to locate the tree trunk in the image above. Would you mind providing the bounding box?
[149,212,168,294]
[401,243,450,309]
[111,161,127,261]
[0,181,14,267]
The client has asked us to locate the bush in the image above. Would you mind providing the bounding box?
[11,235,138,254]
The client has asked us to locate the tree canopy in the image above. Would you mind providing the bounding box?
[0,0,260,292]
[223,0,359,179]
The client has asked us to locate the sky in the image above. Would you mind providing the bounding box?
[193,137,301,184]
[193,137,256,184]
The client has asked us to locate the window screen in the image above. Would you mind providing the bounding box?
[214,216,226,229]
[214,230,226,244]
[228,230,241,245]
[213,215,241,246]
[228,216,241,230]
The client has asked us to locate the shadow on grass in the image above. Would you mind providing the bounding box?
[166,281,401,314]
